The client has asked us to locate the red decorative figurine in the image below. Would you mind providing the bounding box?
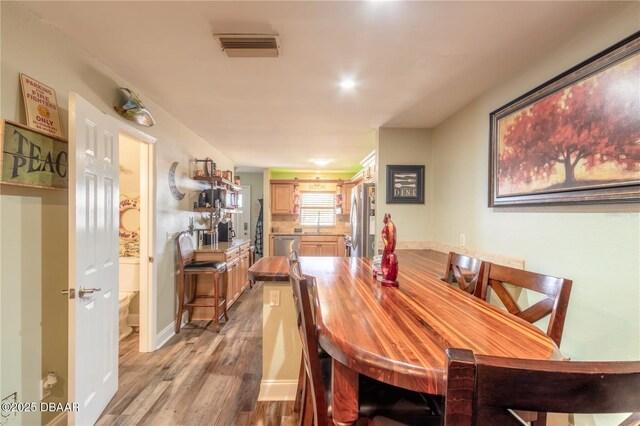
[380,213,399,287]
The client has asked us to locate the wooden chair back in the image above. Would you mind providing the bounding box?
[443,252,487,295]
[289,263,328,426]
[288,250,300,266]
[176,231,196,269]
[444,348,640,426]
[478,263,572,347]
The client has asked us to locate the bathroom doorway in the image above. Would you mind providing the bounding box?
[118,132,154,353]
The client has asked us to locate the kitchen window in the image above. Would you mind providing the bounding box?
[300,192,335,227]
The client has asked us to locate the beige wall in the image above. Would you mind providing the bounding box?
[119,135,141,315]
[260,283,301,399]
[429,5,639,424]
[376,128,434,248]
[0,3,233,422]
[119,135,142,201]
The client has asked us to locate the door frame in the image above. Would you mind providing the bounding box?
[114,123,156,353]
[239,185,251,242]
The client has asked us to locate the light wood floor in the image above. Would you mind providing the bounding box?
[97,282,297,426]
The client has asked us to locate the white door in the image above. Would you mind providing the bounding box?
[238,185,251,241]
[67,93,119,425]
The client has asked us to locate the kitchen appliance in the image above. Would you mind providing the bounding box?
[350,183,376,258]
[217,221,235,242]
[344,235,352,257]
[273,235,301,256]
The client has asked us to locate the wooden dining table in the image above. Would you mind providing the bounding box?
[249,251,563,424]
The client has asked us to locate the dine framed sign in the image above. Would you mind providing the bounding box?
[386,165,425,204]
[0,119,68,190]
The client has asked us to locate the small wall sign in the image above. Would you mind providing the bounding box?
[0,119,68,190]
[20,74,64,138]
[386,165,425,204]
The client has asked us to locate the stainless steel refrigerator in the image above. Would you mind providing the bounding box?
[349,183,376,258]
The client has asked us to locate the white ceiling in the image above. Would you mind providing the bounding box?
[24,1,614,171]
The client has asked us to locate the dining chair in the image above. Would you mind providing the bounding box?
[288,249,308,417]
[476,264,573,425]
[175,231,227,333]
[442,252,487,296]
[443,347,640,426]
[288,249,300,265]
[289,262,442,426]
[477,263,572,348]
[287,250,331,420]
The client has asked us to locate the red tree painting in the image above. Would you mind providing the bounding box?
[497,54,640,197]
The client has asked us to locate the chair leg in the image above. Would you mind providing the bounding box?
[294,357,306,413]
[249,249,255,289]
[187,275,195,322]
[175,271,185,334]
[213,272,220,333]
[222,270,229,321]
[300,380,314,426]
[531,412,548,426]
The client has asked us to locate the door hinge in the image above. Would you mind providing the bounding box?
[61,288,75,299]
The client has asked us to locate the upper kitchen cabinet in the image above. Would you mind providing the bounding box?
[341,182,355,215]
[271,183,297,214]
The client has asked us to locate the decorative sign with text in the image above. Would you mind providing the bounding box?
[386,165,425,204]
[0,119,68,190]
[20,74,64,138]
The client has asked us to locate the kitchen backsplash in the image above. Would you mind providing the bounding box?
[272,215,351,234]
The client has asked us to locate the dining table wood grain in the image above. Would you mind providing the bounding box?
[250,251,563,424]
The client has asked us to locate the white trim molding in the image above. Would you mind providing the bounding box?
[386,240,525,270]
[46,412,67,426]
[258,380,298,401]
[154,311,187,350]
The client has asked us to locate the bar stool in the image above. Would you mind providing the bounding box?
[175,231,228,333]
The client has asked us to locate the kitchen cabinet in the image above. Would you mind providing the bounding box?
[271,183,295,214]
[192,239,251,320]
[300,235,342,257]
[342,183,355,215]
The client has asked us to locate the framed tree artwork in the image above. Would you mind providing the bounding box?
[489,32,640,206]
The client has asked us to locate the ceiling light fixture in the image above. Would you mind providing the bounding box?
[311,158,331,166]
[339,78,356,90]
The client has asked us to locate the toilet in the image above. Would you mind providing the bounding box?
[119,257,140,340]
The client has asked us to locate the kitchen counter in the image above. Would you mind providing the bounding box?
[271,232,348,236]
[195,238,251,253]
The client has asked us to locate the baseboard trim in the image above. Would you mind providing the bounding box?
[428,241,524,269]
[154,312,187,350]
[388,240,525,270]
[46,412,67,426]
[258,380,298,401]
[127,313,140,327]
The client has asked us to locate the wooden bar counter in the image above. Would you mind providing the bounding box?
[250,251,563,423]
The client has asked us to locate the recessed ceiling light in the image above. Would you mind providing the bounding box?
[339,78,356,90]
[311,158,331,166]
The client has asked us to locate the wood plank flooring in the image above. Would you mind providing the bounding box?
[97,282,296,426]
[99,250,450,425]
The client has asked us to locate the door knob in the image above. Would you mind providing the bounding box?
[78,286,101,298]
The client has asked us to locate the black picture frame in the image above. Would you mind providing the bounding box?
[386,165,425,204]
[489,31,640,207]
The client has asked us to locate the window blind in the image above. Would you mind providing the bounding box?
[300,192,335,227]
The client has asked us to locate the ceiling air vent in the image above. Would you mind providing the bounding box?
[214,33,280,58]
